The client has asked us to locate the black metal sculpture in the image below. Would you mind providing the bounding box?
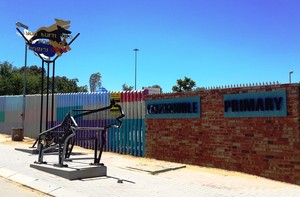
[35,99,125,167]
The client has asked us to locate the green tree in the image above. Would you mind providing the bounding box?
[122,83,133,91]
[0,61,17,95]
[0,61,13,77]
[26,73,41,94]
[0,62,88,95]
[77,85,89,92]
[172,76,196,92]
[89,72,102,92]
[19,65,44,75]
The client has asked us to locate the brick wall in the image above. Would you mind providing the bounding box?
[145,84,300,185]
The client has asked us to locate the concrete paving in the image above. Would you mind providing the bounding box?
[0,176,49,197]
[1,137,300,197]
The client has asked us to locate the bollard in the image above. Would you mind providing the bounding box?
[11,128,24,141]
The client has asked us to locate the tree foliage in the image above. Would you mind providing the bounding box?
[89,72,102,92]
[122,83,134,91]
[146,85,163,93]
[172,76,196,92]
[0,61,88,95]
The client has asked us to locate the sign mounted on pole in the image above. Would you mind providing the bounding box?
[25,19,73,58]
[16,19,80,139]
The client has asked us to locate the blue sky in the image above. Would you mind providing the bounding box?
[1,0,300,92]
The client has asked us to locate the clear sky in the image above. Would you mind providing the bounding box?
[1,0,300,92]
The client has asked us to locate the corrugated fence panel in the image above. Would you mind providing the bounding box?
[0,96,22,134]
[109,91,126,154]
[5,96,22,125]
[0,96,7,132]
[64,92,111,149]
[73,93,83,147]
[0,90,148,157]
[0,96,15,134]
[107,90,147,157]
[25,95,41,138]
[132,92,137,155]
[101,92,110,150]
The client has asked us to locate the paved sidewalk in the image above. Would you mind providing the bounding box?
[0,176,50,197]
[1,135,300,197]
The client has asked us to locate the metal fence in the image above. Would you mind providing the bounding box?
[0,91,147,157]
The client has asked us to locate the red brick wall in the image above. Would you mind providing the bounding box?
[145,84,300,185]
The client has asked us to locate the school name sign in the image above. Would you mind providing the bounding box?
[146,96,200,119]
[224,90,287,117]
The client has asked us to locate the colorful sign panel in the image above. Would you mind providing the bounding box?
[28,41,56,57]
[224,90,287,117]
[146,96,200,119]
[26,19,72,58]
[110,92,121,113]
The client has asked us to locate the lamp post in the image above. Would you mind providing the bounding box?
[133,48,139,90]
[289,70,294,84]
[16,22,28,131]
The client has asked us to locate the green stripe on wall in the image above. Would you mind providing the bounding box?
[56,106,83,121]
[0,112,4,122]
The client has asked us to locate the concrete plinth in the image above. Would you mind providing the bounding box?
[15,147,39,154]
[15,147,59,154]
[30,162,107,180]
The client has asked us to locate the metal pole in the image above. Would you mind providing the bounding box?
[16,22,28,132]
[133,48,139,90]
[51,61,55,128]
[46,61,50,130]
[22,40,27,131]
[40,61,45,134]
[289,71,293,84]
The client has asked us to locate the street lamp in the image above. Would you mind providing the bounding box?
[289,70,294,84]
[16,21,28,131]
[16,22,28,30]
[133,48,139,90]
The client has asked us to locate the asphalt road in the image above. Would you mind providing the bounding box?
[0,176,51,197]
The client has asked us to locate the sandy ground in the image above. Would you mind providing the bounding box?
[0,133,274,179]
[0,134,36,145]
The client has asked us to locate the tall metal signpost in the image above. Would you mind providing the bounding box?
[16,22,28,133]
[17,19,126,180]
[16,19,80,147]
